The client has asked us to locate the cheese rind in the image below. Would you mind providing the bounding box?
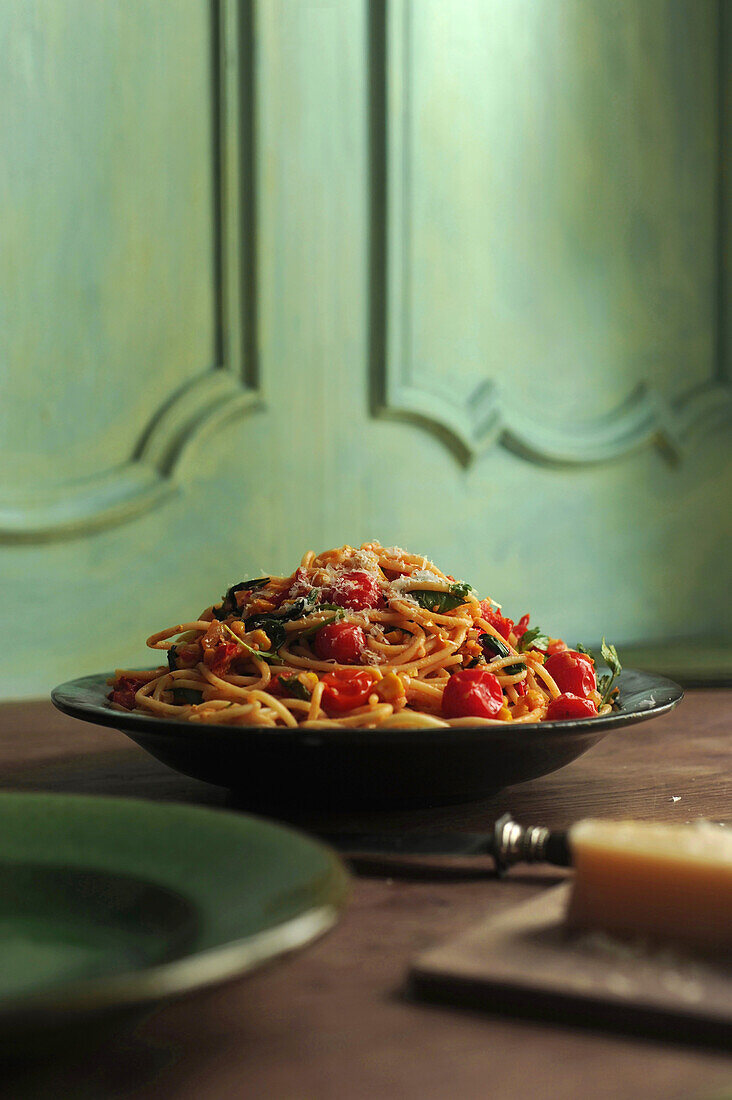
[567,819,732,955]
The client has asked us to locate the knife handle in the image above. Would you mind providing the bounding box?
[493,814,572,874]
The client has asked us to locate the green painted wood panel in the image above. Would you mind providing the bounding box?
[381,0,726,462]
[0,0,259,538]
[0,0,216,484]
[0,0,729,700]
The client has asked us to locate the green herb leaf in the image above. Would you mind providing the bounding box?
[477,633,525,676]
[237,638,285,665]
[276,676,311,701]
[598,637,622,705]
[576,642,596,663]
[223,625,284,665]
[411,581,474,614]
[282,592,320,620]
[213,578,270,621]
[517,627,550,653]
[246,591,320,635]
[171,688,203,706]
[244,592,332,655]
[600,638,621,677]
[479,632,510,660]
[246,617,287,652]
[167,645,178,672]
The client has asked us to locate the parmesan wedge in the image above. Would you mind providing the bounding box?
[567,819,732,954]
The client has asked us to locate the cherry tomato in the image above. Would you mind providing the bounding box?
[321,668,377,713]
[479,601,514,640]
[514,613,530,638]
[545,639,568,657]
[546,693,598,721]
[267,675,283,696]
[543,650,596,697]
[442,668,504,719]
[322,571,384,611]
[108,676,146,710]
[314,622,366,663]
[208,641,240,675]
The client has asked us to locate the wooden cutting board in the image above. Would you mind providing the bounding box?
[411,884,732,1046]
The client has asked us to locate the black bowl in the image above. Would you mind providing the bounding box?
[51,670,682,810]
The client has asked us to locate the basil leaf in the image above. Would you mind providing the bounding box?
[213,577,270,621]
[517,627,550,653]
[411,581,474,614]
[167,645,178,672]
[287,592,321,618]
[244,616,287,652]
[245,591,331,652]
[276,676,311,701]
[171,688,203,706]
[250,591,319,628]
[478,633,525,676]
[479,632,510,660]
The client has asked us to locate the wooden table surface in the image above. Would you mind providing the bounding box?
[1,690,731,1100]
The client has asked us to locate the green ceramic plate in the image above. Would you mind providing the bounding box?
[0,793,348,1045]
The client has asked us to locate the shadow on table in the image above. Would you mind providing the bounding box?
[1,1028,178,1100]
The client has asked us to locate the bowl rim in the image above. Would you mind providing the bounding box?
[51,668,684,746]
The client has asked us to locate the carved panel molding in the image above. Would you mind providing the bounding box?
[0,0,260,541]
[373,0,731,466]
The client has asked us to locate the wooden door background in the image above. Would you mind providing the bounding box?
[1,0,730,698]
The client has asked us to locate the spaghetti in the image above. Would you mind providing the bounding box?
[108,542,620,728]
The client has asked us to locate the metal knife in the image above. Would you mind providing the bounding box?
[323,814,572,876]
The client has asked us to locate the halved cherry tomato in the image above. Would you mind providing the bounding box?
[321,668,377,713]
[514,613,530,638]
[479,601,514,641]
[207,641,240,675]
[314,622,366,663]
[546,693,598,721]
[442,668,504,719]
[322,571,384,611]
[267,675,285,696]
[543,651,596,697]
[545,639,568,657]
[108,676,146,710]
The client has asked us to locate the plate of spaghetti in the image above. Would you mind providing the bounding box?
[52,542,683,808]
